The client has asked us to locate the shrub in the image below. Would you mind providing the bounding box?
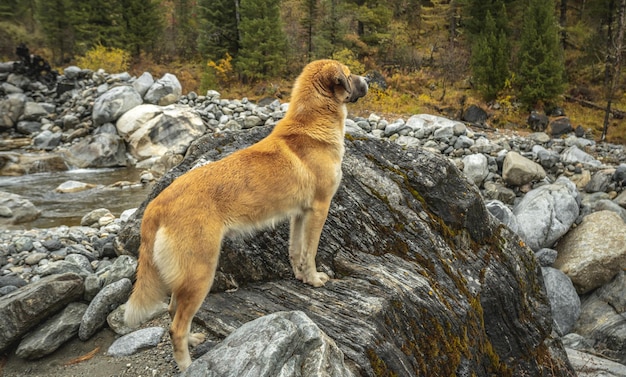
[75,44,130,73]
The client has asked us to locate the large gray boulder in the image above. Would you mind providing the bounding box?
[561,145,601,167]
[0,191,40,226]
[462,153,488,186]
[0,273,84,352]
[62,133,128,168]
[118,127,574,376]
[573,271,626,365]
[144,73,182,105]
[0,93,26,130]
[116,104,206,161]
[92,85,143,126]
[513,177,579,251]
[182,311,354,377]
[554,210,626,294]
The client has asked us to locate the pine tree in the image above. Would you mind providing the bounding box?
[515,0,565,108]
[236,0,288,81]
[35,0,75,63]
[470,10,509,100]
[120,0,164,57]
[198,0,240,61]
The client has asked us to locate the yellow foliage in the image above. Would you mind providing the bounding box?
[332,49,365,75]
[206,53,235,87]
[75,45,130,73]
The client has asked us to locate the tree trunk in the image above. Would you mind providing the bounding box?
[560,0,568,49]
[602,0,626,141]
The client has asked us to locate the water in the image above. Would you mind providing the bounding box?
[0,167,153,229]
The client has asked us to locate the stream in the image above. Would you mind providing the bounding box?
[0,167,152,229]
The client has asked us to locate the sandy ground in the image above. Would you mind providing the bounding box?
[0,315,215,377]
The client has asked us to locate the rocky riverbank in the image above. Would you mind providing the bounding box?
[1,60,626,376]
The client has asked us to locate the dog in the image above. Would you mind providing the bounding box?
[123,59,368,371]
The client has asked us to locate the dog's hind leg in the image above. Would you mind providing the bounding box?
[300,200,332,287]
[168,232,221,371]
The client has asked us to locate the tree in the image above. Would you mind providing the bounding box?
[470,10,509,100]
[198,0,239,61]
[601,0,626,141]
[35,0,75,64]
[236,0,288,81]
[120,0,164,57]
[515,0,566,108]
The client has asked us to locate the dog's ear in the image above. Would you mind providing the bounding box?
[335,71,352,95]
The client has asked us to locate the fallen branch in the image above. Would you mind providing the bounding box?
[564,95,625,119]
[64,347,100,366]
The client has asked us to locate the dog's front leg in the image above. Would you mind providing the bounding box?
[298,201,332,287]
[289,214,305,281]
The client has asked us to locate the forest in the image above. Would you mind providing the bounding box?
[1,0,625,143]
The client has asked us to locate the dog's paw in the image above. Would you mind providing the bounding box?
[188,332,206,347]
[304,271,329,287]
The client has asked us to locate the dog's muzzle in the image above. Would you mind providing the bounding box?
[348,76,369,103]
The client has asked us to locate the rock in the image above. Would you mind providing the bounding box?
[22,101,49,121]
[144,73,182,105]
[573,271,626,365]
[0,93,26,130]
[107,327,165,357]
[62,133,128,168]
[32,130,62,150]
[132,72,154,97]
[95,255,137,287]
[15,302,88,359]
[0,191,40,225]
[549,117,573,136]
[555,211,626,294]
[54,180,97,193]
[614,164,626,188]
[81,208,114,227]
[483,181,516,204]
[527,111,549,132]
[183,311,354,377]
[462,104,488,125]
[541,267,580,336]
[513,177,579,251]
[567,348,626,377]
[92,85,143,126]
[585,169,615,193]
[116,104,206,161]
[532,145,560,169]
[79,278,132,341]
[462,153,488,186]
[486,200,519,234]
[0,273,84,353]
[534,248,558,267]
[502,151,546,186]
[561,145,601,167]
[118,127,574,376]
[16,120,43,135]
[615,190,626,208]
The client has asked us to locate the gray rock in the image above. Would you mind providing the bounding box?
[566,348,626,377]
[32,130,62,151]
[483,181,516,204]
[107,327,165,357]
[22,102,49,121]
[132,72,154,97]
[615,190,626,209]
[592,199,626,223]
[0,93,26,130]
[79,278,132,341]
[549,117,573,136]
[573,271,626,365]
[561,145,601,167]
[462,153,488,186]
[81,208,114,227]
[528,111,548,132]
[15,302,88,359]
[541,267,580,336]
[513,177,579,251]
[0,191,41,226]
[92,85,143,126]
[116,104,206,161]
[0,273,84,353]
[532,145,560,169]
[585,169,615,193]
[62,133,128,168]
[16,120,43,135]
[144,73,182,105]
[561,333,593,351]
[555,211,626,294]
[96,255,137,287]
[37,260,92,278]
[502,151,546,186]
[534,248,558,267]
[486,200,519,234]
[182,311,354,377]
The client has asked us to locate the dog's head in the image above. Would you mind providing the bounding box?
[301,60,369,104]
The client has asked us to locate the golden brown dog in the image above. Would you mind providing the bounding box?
[123,59,368,371]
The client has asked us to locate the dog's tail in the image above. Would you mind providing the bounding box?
[124,223,168,328]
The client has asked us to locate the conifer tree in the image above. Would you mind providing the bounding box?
[36,0,75,63]
[120,0,164,57]
[236,0,288,80]
[515,0,565,108]
[198,0,240,61]
[470,9,509,100]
